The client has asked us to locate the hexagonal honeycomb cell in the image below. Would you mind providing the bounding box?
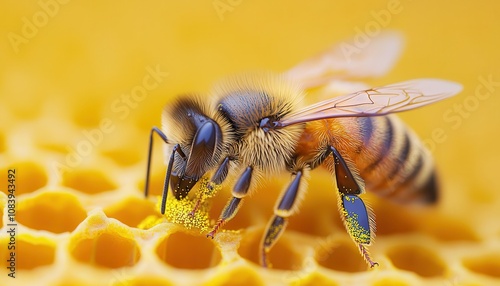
[463,253,500,279]
[386,244,448,278]
[155,231,222,269]
[61,169,117,194]
[69,220,141,269]
[17,191,87,233]
[0,162,48,196]
[0,234,56,270]
[1,2,499,286]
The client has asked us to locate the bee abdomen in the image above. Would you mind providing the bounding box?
[375,144,438,204]
[355,116,438,204]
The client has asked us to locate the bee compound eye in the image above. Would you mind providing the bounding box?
[191,121,217,160]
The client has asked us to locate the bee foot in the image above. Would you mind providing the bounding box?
[358,243,378,268]
[188,200,201,217]
[206,219,225,239]
[260,249,270,268]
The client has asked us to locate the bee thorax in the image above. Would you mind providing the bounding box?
[238,126,303,173]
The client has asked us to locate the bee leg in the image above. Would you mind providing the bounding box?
[328,146,378,268]
[144,127,188,214]
[207,166,253,238]
[160,144,186,214]
[261,170,304,267]
[189,157,232,216]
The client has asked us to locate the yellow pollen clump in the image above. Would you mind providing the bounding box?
[163,195,210,232]
[139,177,222,233]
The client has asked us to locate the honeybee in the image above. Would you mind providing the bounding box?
[144,32,462,268]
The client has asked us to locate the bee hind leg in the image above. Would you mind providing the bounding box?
[207,166,253,238]
[261,169,305,267]
[328,146,378,268]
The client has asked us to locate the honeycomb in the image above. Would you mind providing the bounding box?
[1,1,500,286]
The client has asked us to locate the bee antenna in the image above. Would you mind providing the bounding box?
[144,127,169,198]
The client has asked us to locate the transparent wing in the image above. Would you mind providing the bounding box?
[285,31,404,89]
[278,79,462,127]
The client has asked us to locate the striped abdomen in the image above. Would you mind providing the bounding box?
[297,115,438,204]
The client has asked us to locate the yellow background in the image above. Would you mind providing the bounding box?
[1,0,500,285]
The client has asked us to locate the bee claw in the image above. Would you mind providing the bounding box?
[188,201,200,217]
[358,243,378,268]
[261,249,270,268]
[206,219,225,239]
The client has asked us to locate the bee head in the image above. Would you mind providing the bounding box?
[163,97,227,199]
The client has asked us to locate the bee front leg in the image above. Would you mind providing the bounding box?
[328,146,378,268]
[189,156,232,216]
[261,169,306,267]
[207,166,253,238]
